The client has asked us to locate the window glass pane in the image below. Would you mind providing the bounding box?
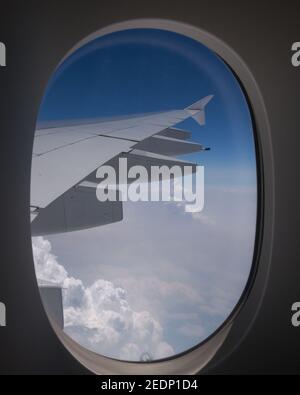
[31,28,257,362]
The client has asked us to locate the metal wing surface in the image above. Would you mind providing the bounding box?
[31,96,213,235]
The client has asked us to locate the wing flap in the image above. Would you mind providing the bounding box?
[85,150,198,186]
[132,135,204,156]
[157,128,191,140]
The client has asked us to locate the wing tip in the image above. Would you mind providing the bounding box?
[187,95,214,111]
[186,95,214,126]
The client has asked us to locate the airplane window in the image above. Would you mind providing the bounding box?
[31,26,258,363]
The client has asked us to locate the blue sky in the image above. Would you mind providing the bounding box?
[34,28,258,361]
[39,28,256,187]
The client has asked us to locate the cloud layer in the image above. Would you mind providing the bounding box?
[32,186,257,359]
[33,237,174,361]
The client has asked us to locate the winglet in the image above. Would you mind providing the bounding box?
[186,95,214,126]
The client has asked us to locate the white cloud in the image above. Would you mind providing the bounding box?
[33,237,67,284]
[34,185,257,358]
[32,237,174,361]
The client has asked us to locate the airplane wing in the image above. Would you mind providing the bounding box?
[31,95,213,236]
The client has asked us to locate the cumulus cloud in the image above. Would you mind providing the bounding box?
[33,237,67,284]
[32,237,174,361]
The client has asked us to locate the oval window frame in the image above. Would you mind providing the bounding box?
[35,18,274,375]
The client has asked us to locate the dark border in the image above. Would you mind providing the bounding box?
[32,19,274,375]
